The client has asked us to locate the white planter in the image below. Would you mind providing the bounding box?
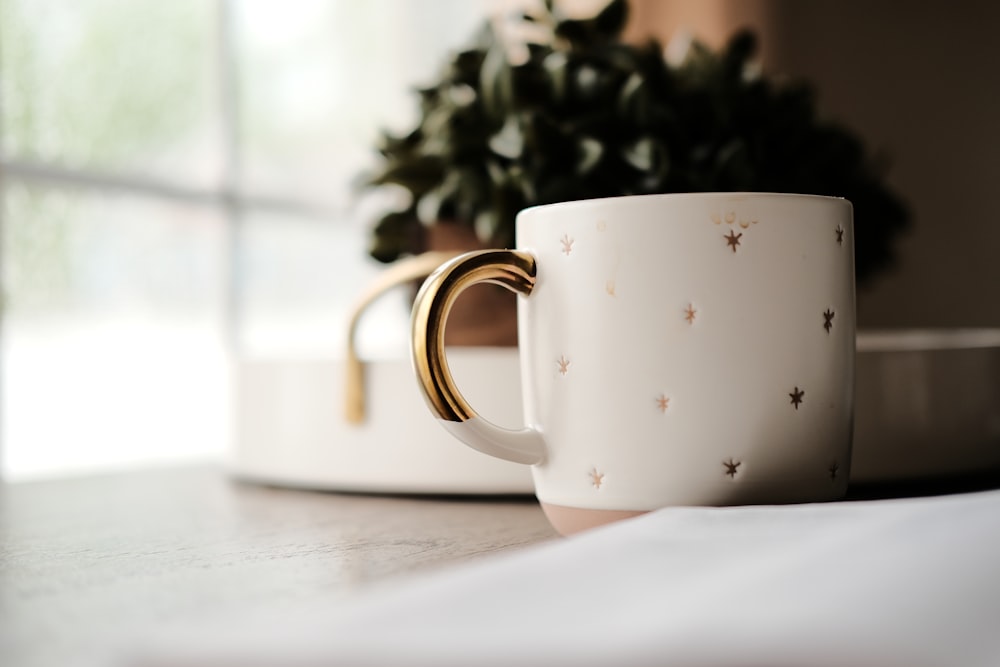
[231,330,1000,493]
[231,347,532,494]
[851,329,1000,483]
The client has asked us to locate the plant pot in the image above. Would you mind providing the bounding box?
[420,223,518,348]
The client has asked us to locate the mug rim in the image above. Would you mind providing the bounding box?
[516,191,851,221]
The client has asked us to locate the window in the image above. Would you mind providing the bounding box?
[0,0,490,479]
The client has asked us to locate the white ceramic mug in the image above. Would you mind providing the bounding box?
[411,193,855,535]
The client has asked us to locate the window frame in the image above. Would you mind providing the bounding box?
[0,0,340,477]
[0,0,493,479]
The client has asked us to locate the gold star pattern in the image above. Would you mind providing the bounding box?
[723,458,741,478]
[836,226,845,245]
[789,386,805,410]
[560,234,574,255]
[684,304,697,324]
[557,355,571,375]
[711,212,736,225]
[829,462,840,480]
[823,309,835,334]
[724,230,742,253]
[656,394,670,413]
[589,467,605,489]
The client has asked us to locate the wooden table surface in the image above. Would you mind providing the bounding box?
[0,465,556,667]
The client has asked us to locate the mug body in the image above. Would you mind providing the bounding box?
[515,193,855,521]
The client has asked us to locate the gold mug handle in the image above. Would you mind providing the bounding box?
[410,250,546,465]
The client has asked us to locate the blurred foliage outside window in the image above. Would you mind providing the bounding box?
[0,0,488,479]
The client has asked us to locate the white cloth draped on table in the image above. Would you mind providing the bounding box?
[133,489,1000,667]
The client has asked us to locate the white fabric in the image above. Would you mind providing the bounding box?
[134,490,1000,667]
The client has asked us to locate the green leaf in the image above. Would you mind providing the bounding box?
[370,211,419,263]
[375,127,422,158]
[594,0,628,39]
[478,33,510,119]
[543,51,569,103]
[489,116,525,159]
[474,209,501,243]
[369,155,444,195]
[576,136,603,174]
[622,136,655,171]
[553,0,627,49]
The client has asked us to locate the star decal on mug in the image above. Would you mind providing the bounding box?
[723,458,742,478]
[836,225,845,245]
[724,230,743,253]
[557,355,571,376]
[684,304,697,324]
[711,211,736,225]
[789,386,805,410]
[823,309,835,333]
[655,394,670,413]
[560,234,574,255]
[588,467,605,489]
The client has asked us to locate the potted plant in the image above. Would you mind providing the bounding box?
[362,0,909,343]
